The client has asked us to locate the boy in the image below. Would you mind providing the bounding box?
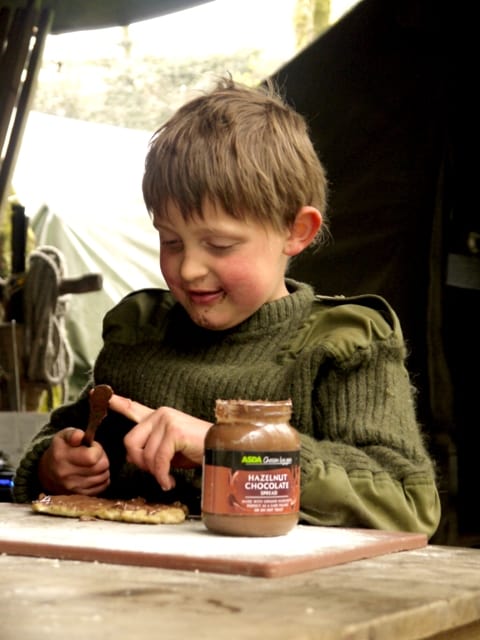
[14,77,440,538]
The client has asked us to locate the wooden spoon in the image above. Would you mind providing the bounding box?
[82,384,113,447]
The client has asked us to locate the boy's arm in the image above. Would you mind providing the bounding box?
[299,437,440,538]
[299,347,441,539]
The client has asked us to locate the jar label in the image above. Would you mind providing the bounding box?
[202,449,300,516]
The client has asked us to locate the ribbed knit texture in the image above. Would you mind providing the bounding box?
[14,279,438,533]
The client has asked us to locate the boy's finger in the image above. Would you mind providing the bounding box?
[108,393,154,423]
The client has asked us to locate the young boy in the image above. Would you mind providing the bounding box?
[14,77,440,538]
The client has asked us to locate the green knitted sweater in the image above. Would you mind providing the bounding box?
[13,279,440,537]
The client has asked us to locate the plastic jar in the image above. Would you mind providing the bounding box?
[201,399,300,536]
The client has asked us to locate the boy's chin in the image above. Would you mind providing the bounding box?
[188,308,242,331]
[191,315,234,331]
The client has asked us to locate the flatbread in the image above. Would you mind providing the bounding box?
[31,493,188,524]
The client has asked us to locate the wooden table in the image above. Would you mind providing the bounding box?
[1,539,480,639]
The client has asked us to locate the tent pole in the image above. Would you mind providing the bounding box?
[0,3,52,224]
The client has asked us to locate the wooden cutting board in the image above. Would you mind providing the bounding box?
[0,503,427,578]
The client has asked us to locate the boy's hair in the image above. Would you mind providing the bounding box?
[142,76,329,244]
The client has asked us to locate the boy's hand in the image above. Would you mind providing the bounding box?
[38,428,110,495]
[109,394,212,491]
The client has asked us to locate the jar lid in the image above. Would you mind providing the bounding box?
[215,398,292,420]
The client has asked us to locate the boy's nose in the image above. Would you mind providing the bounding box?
[179,251,208,282]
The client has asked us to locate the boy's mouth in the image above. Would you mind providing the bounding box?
[187,289,225,305]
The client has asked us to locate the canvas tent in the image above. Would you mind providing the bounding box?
[12,111,166,394]
[1,0,211,34]
[271,0,479,542]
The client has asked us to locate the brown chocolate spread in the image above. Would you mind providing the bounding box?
[201,399,300,537]
[34,494,179,514]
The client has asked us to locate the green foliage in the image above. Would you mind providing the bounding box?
[32,50,279,131]
[294,0,330,50]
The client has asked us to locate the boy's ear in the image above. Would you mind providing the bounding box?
[284,206,322,256]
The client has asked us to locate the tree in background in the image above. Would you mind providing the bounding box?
[294,0,331,50]
[33,49,280,131]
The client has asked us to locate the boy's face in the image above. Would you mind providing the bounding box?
[154,201,291,330]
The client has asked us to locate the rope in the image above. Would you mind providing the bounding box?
[22,245,74,405]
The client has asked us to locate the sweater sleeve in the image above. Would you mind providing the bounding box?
[299,436,441,538]
[13,426,56,503]
[296,297,441,539]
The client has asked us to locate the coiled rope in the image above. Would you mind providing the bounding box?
[22,245,73,406]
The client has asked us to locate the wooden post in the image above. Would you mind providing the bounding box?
[0,1,53,225]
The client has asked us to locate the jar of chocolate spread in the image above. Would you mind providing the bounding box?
[201,399,300,536]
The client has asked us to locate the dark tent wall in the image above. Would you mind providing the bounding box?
[271,0,478,544]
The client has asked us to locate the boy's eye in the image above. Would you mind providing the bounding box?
[206,237,239,251]
[160,239,182,249]
[208,242,235,251]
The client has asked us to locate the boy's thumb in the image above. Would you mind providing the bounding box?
[63,427,85,446]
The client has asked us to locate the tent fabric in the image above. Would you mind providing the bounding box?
[1,0,211,34]
[272,0,452,425]
[13,112,166,395]
[271,0,478,541]
[30,204,166,395]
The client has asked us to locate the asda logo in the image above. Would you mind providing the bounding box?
[241,455,262,464]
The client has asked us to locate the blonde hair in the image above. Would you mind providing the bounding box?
[142,76,329,244]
